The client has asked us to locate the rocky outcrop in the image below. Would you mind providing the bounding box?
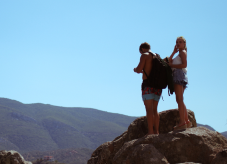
[0,150,32,164]
[87,109,227,164]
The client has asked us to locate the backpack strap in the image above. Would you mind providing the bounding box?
[143,69,152,87]
[143,69,148,78]
[143,52,155,80]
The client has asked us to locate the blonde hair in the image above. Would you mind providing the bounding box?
[177,36,187,52]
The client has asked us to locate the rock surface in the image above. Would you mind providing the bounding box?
[113,143,169,164]
[0,150,32,164]
[87,109,227,164]
[211,149,227,164]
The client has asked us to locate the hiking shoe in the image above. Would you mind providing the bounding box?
[186,121,192,128]
[174,123,187,131]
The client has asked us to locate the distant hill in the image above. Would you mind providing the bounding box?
[222,131,227,138]
[197,123,216,131]
[0,98,137,153]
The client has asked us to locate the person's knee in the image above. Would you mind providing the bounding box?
[176,97,184,104]
[146,110,154,116]
[153,108,158,115]
[145,107,153,114]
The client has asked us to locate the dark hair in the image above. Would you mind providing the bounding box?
[139,42,150,52]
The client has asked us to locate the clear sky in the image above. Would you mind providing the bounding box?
[1,0,227,132]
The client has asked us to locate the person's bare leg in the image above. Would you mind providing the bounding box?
[174,84,186,126]
[183,87,191,125]
[143,99,154,135]
[184,104,189,124]
[152,100,159,134]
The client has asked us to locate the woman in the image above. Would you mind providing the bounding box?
[169,36,192,130]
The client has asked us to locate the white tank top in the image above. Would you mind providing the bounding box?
[172,55,187,73]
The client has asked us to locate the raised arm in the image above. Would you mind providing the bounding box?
[170,50,187,69]
[134,54,147,73]
[169,45,178,63]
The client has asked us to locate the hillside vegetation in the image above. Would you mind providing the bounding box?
[0,98,137,153]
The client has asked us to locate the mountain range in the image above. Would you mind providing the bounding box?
[0,98,136,154]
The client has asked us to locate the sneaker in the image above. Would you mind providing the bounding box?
[174,123,187,131]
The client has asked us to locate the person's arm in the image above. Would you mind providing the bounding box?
[134,54,147,73]
[169,45,178,64]
[169,51,187,68]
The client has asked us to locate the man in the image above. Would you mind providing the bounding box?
[134,42,162,135]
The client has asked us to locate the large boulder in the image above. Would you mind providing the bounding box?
[159,109,197,133]
[118,109,197,143]
[87,109,227,164]
[113,127,227,164]
[0,150,32,164]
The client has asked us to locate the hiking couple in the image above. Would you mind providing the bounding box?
[134,36,191,135]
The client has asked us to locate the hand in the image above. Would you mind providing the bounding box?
[168,63,173,67]
[134,68,143,73]
[173,45,179,54]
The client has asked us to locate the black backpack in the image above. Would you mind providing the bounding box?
[144,53,174,95]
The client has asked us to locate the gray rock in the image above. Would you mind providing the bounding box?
[113,143,168,164]
[0,150,32,164]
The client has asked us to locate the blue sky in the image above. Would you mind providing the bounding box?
[1,0,227,132]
